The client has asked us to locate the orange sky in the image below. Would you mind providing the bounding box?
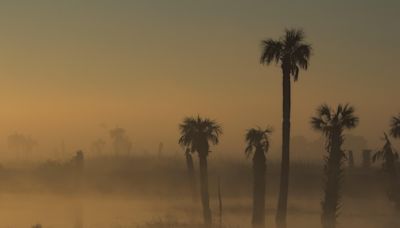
[0,1,399,160]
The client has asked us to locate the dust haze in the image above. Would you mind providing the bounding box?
[0,126,399,228]
[1,1,400,228]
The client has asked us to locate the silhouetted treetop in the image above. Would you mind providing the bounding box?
[260,28,312,81]
[245,127,272,158]
[178,116,222,156]
[311,104,359,136]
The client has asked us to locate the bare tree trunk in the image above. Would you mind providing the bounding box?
[252,149,266,228]
[276,67,291,228]
[199,153,212,227]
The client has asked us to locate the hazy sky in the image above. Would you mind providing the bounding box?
[0,0,399,159]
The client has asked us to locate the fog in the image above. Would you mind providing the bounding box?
[0,128,398,227]
[0,147,398,228]
[1,1,400,228]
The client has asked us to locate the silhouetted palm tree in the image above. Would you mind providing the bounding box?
[390,114,400,138]
[373,133,400,209]
[179,116,222,227]
[245,127,272,228]
[311,104,358,228]
[260,28,312,228]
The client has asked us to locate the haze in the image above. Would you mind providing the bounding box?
[0,1,399,160]
[2,1,400,228]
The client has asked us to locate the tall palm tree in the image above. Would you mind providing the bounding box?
[245,127,272,228]
[311,104,358,228]
[260,28,312,227]
[390,114,400,138]
[373,133,400,209]
[179,116,222,227]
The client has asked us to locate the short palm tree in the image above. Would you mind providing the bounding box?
[179,116,222,227]
[260,28,312,228]
[390,114,400,138]
[311,104,358,228]
[245,127,272,228]
[373,133,400,209]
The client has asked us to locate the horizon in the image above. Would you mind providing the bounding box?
[1,1,400,228]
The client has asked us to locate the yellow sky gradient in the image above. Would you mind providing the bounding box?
[0,1,399,160]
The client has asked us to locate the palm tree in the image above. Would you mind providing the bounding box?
[179,116,222,227]
[390,114,400,138]
[311,104,358,228]
[373,133,400,209]
[260,28,312,227]
[245,127,272,228]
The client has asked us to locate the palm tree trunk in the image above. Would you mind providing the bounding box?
[276,67,291,228]
[321,131,342,228]
[386,155,400,210]
[199,153,212,227]
[185,150,197,201]
[218,177,223,228]
[252,150,266,228]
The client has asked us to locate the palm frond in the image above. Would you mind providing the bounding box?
[293,44,311,70]
[244,127,272,158]
[312,104,358,134]
[340,105,359,129]
[178,116,222,155]
[390,114,400,138]
[318,104,332,120]
[260,39,283,65]
[260,28,312,82]
[283,28,305,48]
[310,117,325,131]
[245,144,253,158]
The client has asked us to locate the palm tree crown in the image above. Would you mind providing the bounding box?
[260,28,312,81]
[179,116,222,156]
[311,104,359,136]
[390,114,400,138]
[245,127,272,158]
